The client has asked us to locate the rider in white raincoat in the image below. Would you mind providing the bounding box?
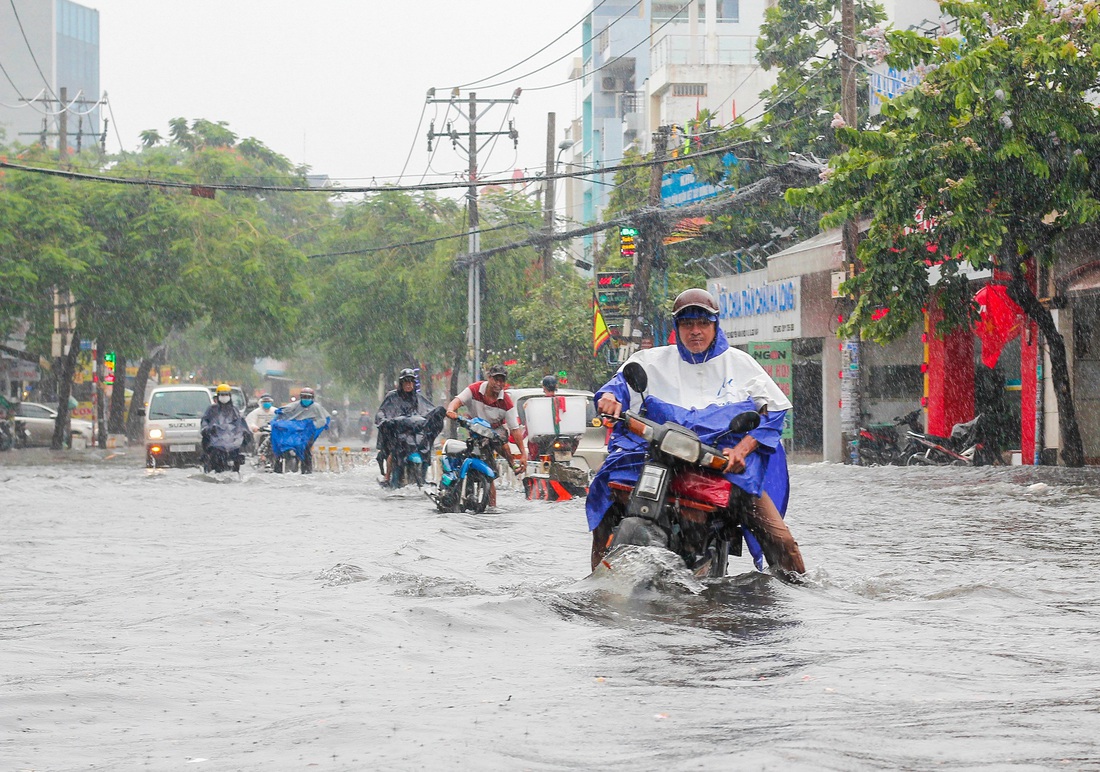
[588,288,805,576]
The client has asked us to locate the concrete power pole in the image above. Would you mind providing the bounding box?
[629,125,670,352]
[542,112,556,282]
[58,87,68,167]
[839,0,863,462]
[427,89,519,383]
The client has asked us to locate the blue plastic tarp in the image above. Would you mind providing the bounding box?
[270,417,329,458]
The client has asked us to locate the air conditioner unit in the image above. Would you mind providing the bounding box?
[601,76,618,92]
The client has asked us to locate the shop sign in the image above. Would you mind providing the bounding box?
[748,341,793,440]
[709,269,800,343]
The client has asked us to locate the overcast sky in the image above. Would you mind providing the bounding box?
[90,0,593,186]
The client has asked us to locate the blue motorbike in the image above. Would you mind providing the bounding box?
[429,416,502,513]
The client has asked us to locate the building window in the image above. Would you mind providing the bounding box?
[717,0,739,22]
[653,1,690,22]
[672,83,707,97]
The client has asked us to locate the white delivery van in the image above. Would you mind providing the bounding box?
[141,385,214,468]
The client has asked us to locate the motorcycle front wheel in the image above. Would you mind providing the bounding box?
[463,471,491,513]
[611,516,668,550]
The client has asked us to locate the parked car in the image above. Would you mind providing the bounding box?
[506,387,608,476]
[13,401,93,447]
[141,385,215,467]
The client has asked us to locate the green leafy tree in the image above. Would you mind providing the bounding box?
[509,273,615,391]
[790,0,1100,466]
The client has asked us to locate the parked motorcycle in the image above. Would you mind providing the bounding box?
[376,407,446,489]
[858,409,922,466]
[601,362,765,579]
[428,416,503,513]
[903,412,1001,466]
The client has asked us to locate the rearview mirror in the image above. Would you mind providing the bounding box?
[729,411,761,434]
[622,362,648,394]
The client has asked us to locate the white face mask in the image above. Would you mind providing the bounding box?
[218,395,231,404]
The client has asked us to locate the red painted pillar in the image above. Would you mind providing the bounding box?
[1020,259,1039,464]
[925,304,975,437]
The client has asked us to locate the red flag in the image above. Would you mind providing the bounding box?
[973,284,1023,368]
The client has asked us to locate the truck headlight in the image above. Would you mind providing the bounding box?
[148,428,164,440]
[659,430,701,463]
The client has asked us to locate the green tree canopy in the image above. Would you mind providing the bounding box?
[790,0,1100,465]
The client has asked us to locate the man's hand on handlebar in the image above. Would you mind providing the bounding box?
[722,435,759,474]
[446,409,458,420]
[597,393,622,423]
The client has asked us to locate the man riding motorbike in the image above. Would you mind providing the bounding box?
[246,393,277,435]
[589,288,805,577]
[276,387,327,474]
[375,368,444,486]
[200,383,252,472]
[445,364,528,507]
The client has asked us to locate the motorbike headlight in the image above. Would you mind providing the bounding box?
[659,429,701,463]
[148,428,164,440]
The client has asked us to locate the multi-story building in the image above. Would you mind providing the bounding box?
[0,0,101,152]
[565,0,778,273]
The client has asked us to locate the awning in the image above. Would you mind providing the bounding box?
[767,227,845,281]
[1059,261,1100,294]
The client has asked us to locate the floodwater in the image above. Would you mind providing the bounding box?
[3,452,1100,771]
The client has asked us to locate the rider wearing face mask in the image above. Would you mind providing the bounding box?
[245,393,277,434]
[200,383,251,462]
[277,387,327,473]
[589,288,805,576]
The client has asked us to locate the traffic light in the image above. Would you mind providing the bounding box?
[619,226,638,259]
[104,351,116,384]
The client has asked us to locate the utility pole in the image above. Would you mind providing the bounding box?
[839,0,863,463]
[426,88,520,383]
[18,88,108,155]
[629,125,670,353]
[58,87,68,167]
[542,112,556,282]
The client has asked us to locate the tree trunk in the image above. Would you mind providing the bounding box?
[126,349,161,442]
[108,353,127,434]
[51,326,81,450]
[95,345,107,449]
[1005,251,1084,467]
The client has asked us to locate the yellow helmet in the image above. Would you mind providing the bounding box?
[215,383,232,394]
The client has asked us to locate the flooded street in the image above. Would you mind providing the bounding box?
[4,456,1100,770]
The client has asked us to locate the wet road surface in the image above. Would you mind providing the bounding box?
[3,454,1099,770]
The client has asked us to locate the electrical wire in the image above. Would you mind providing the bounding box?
[449,0,611,90]
[305,221,527,260]
[396,98,429,185]
[521,1,690,93]
[419,100,452,185]
[9,0,58,100]
[104,93,125,153]
[473,0,645,92]
[0,136,760,194]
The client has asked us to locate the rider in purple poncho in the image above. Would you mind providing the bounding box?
[588,288,806,576]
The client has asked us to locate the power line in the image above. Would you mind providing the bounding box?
[0,135,760,194]
[396,98,429,185]
[304,221,529,260]
[449,0,611,90]
[472,0,644,92]
[522,1,690,93]
[8,0,58,100]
